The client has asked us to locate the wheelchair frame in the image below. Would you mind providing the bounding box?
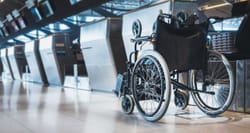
[118,12,235,122]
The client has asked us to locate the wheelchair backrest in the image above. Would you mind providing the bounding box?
[154,14,208,71]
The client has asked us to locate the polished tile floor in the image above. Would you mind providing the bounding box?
[0,80,250,133]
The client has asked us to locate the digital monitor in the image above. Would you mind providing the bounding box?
[17,17,27,29]
[0,29,4,37]
[31,7,42,22]
[69,0,82,5]
[4,23,16,34]
[40,0,54,17]
[11,21,20,32]
[2,26,9,36]
[212,16,244,31]
[0,21,3,28]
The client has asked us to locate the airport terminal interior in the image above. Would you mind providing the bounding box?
[0,0,250,132]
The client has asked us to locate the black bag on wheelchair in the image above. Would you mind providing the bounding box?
[154,14,208,71]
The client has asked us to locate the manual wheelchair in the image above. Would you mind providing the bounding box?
[117,12,235,122]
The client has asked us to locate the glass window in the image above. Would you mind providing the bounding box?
[212,17,244,31]
[7,39,15,43]
[42,23,70,33]
[27,30,47,38]
[15,35,32,42]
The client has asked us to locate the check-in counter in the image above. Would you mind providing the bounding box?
[7,45,28,80]
[80,18,127,92]
[245,61,250,113]
[63,43,89,90]
[1,49,13,80]
[0,57,3,77]
[39,34,64,86]
[229,60,250,113]
[39,33,79,86]
[25,40,47,84]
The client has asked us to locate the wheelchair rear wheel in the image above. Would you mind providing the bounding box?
[131,50,171,122]
[190,50,235,116]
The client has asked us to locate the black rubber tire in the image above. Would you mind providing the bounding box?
[174,90,189,110]
[190,50,235,116]
[131,50,171,122]
[121,95,134,114]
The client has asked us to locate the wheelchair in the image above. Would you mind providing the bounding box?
[117,12,235,122]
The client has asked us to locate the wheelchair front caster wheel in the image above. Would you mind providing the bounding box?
[121,95,134,114]
[174,90,188,110]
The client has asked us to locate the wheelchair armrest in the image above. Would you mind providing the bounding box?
[131,36,152,43]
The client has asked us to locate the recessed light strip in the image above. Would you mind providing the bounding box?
[199,3,231,11]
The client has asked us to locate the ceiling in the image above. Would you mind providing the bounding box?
[0,0,26,20]
[0,0,248,47]
[0,0,161,47]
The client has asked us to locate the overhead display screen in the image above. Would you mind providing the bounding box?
[69,0,82,5]
[17,17,27,29]
[0,29,4,37]
[31,7,42,22]
[2,26,9,37]
[40,0,54,17]
[11,21,20,32]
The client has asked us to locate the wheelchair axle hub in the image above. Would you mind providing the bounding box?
[144,82,150,89]
[204,79,215,86]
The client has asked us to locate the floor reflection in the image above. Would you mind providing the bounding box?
[0,80,249,133]
[0,80,15,112]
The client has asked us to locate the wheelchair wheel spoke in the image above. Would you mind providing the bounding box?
[132,54,167,117]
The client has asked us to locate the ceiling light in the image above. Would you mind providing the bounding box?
[199,3,231,11]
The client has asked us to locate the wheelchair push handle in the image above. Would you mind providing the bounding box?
[130,35,154,43]
[207,16,224,24]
